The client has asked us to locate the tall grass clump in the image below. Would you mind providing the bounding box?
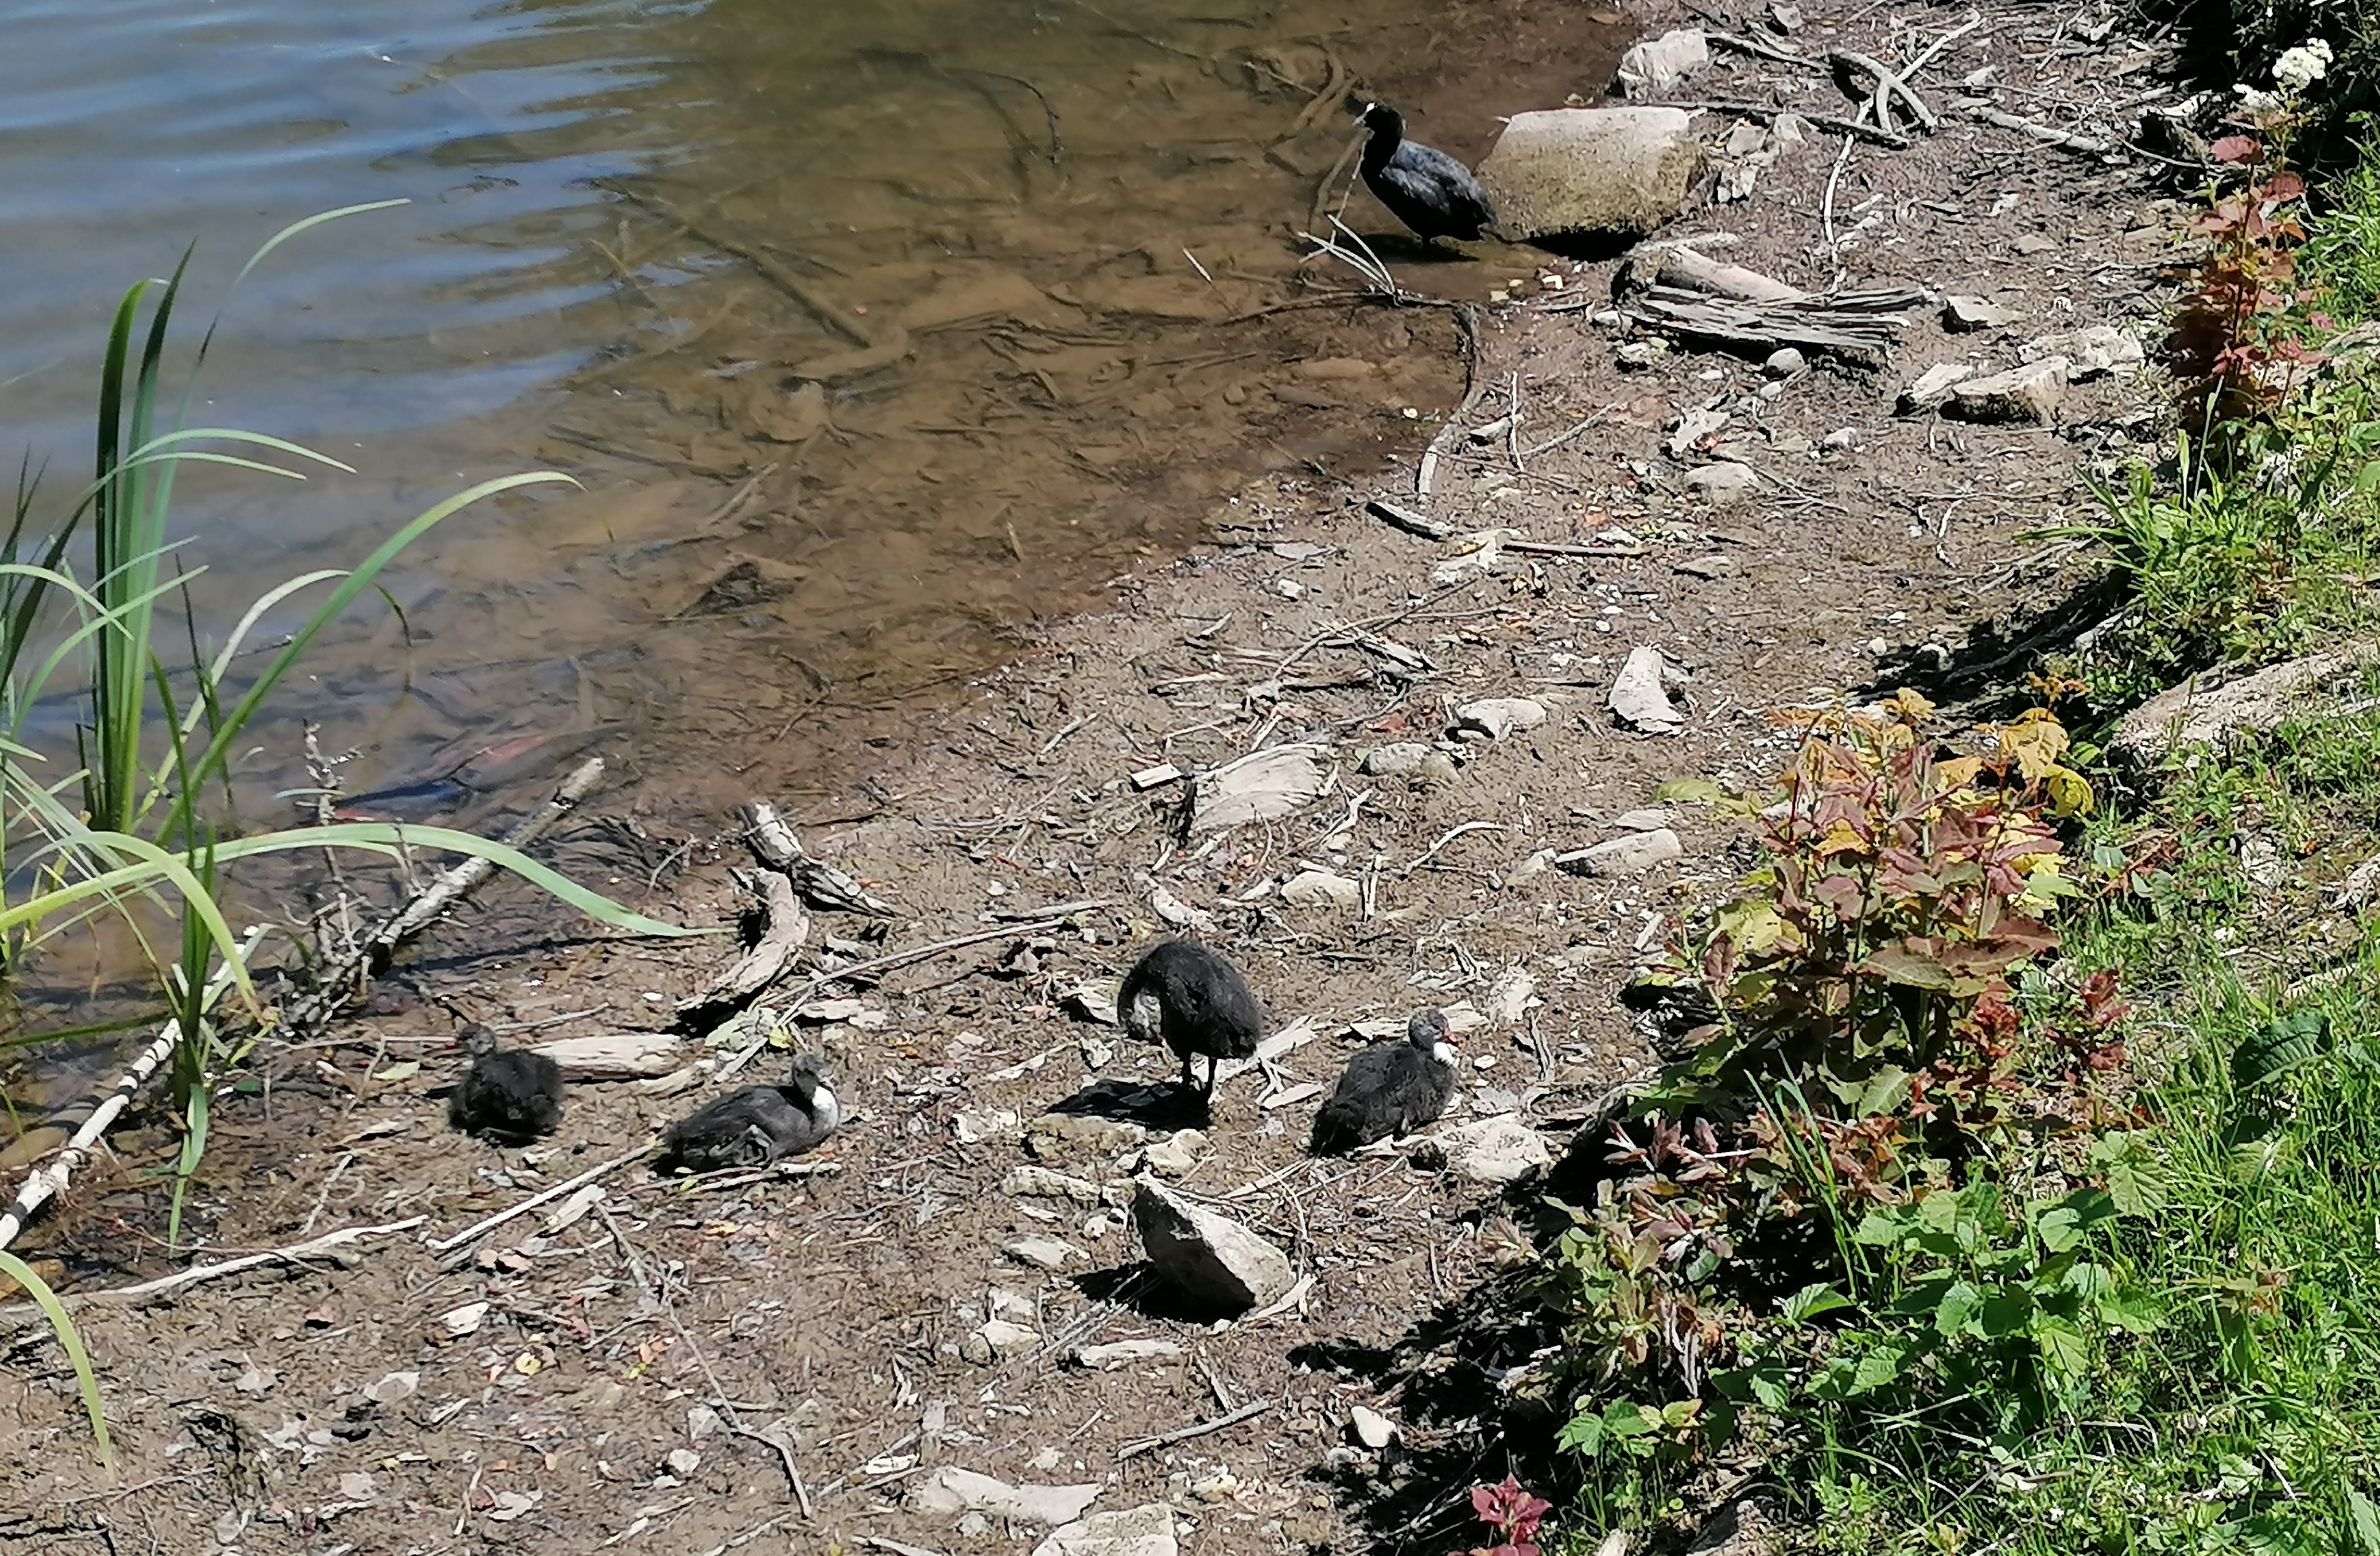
[0,207,704,1465]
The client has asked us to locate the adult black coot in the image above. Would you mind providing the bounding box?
[1310,1008,1457,1154]
[1357,102,1497,243]
[1119,939,1266,1101]
[663,1053,842,1172]
[448,1023,564,1145]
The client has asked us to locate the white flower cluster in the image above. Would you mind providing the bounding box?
[2234,37,2332,112]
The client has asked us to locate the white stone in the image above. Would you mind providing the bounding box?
[916,1467,1101,1527]
[2021,325,2143,380]
[1191,744,1329,831]
[1941,294,2020,332]
[1072,1339,1186,1370]
[1684,461,1758,506]
[954,1108,1021,1145]
[962,1319,1040,1365]
[1005,1236,1087,1271]
[1477,108,1706,242]
[1609,646,1684,734]
[1451,697,1549,742]
[1666,406,1729,459]
[1033,1504,1179,1556]
[1349,1405,1398,1449]
[1609,807,1671,832]
[664,1448,700,1477]
[1897,361,1975,414]
[1130,1176,1295,1313]
[1418,1116,1555,1183]
[1485,968,1536,1024]
[1616,29,1710,97]
[1763,347,1805,378]
[1947,359,2069,424]
[1360,743,1459,784]
[1559,829,1686,878]
[1140,1129,1210,1177]
[1280,869,1361,910]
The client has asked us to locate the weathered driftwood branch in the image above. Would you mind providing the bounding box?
[1965,103,2120,157]
[678,867,812,1020]
[0,1023,181,1256]
[1689,100,1911,149]
[1830,49,1939,134]
[88,1215,427,1305]
[1416,306,1485,505]
[425,1144,650,1256]
[1624,284,1919,367]
[1620,245,1808,305]
[741,802,895,917]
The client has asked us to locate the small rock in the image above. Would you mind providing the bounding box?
[1140,1129,1210,1177]
[916,1467,1101,1527]
[1947,358,2069,425]
[1191,744,1329,831]
[1450,697,1549,742]
[338,1471,377,1502]
[2021,324,2143,380]
[1821,427,1856,450]
[1941,294,2020,332]
[232,1363,277,1397]
[1131,1176,1296,1313]
[1558,829,1686,878]
[688,1403,722,1441]
[361,1370,418,1407]
[1767,1,1802,31]
[1029,1111,1147,1158]
[962,1319,1040,1365]
[1031,1447,1064,1472]
[1615,339,1668,371]
[1683,461,1758,507]
[954,1108,1022,1146]
[487,1489,543,1523]
[1616,29,1709,96]
[2013,232,2058,255]
[1004,1166,1105,1204]
[439,1301,489,1339]
[1508,847,1560,883]
[1188,1468,1239,1501]
[1359,742,1460,785]
[665,1448,701,1477]
[1349,1405,1398,1449]
[1071,1339,1187,1370]
[1280,869,1361,910]
[1673,553,1739,580]
[1417,1116,1555,1184]
[989,1288,1038,1323]
[1609,646,1684,734]
[1473,1085,1523,1114]
[1610,807,1671,832]
[1033,1503,1180,1556]
[1006,1236,1087,1270]
[213,1510,245,1546]
[1763,347,1805,378]
[1485,968,1536,1024]
[1666,406,1729,459]
[1430,528,1510,587]
[1897,361,1975,414]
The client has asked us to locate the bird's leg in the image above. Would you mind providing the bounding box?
[1179,1051,1195,1092]
[1204,1053,1220,1101]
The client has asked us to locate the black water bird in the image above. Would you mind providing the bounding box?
[1119,939,1266,1101]
[1357,102,1497,243]
[1310,1007,1458,1154]
[663,1053,843,1172]
[448,1023,564,1144]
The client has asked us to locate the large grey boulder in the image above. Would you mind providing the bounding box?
[1476,108,1705,242]
[1130,1176,1295,1313]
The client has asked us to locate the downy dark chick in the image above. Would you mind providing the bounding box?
[663,1053,842,1172]
[1119,939,1266,1101]
[1357,102,1497,243]
[1310,1007,1457,1154]
[447,1023,564,1145]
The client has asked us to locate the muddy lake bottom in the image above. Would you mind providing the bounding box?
[0,0,2204,1550]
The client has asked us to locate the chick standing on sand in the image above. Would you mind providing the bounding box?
[1119,939,1266,1102]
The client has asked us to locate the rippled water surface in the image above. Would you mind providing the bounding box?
[4,0,1624,815]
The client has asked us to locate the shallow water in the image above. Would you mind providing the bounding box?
[0,0,1623,1090]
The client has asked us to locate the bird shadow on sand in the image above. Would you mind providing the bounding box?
[1045,1076,1209,1132]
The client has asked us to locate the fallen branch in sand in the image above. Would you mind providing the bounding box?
[0,1023,181,1256]
[87,1215,428,1305]
[1118,1397,1272,1458]
[279,757,611,1038]
[741,801,895,916]
[425,1144,651,1256]
[678,868,811,1020]
[1965,103,2120,157]
[1416,306,1485,505]
[1829,49,1939,134]
[1687,100,1910,149]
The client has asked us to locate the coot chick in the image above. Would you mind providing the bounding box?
[1119,939,1266,1101]
[1357,103,1497,243]
[448,1023,564,1145]
[1310,1007,1457,1154]
[663,1053,842,1172]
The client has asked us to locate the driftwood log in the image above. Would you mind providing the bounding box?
[1624,283,1928,368]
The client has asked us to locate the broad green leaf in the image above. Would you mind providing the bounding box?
[1655,777,1727,805]
[2097,1285,2163,1335]
[1853,1207,1909,1246]
[2232,1010,2330,1089]
[1857,940,1956,990]
[1556,1410,1605,1457]
[1781,1283,1855,1325]
[2031,1314,2091,1376]
[1849,1346,1904,1394]
[1936,1279,1985,1338]
[2088,1131,2171,1217]
[2347,1487,2380,1554]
